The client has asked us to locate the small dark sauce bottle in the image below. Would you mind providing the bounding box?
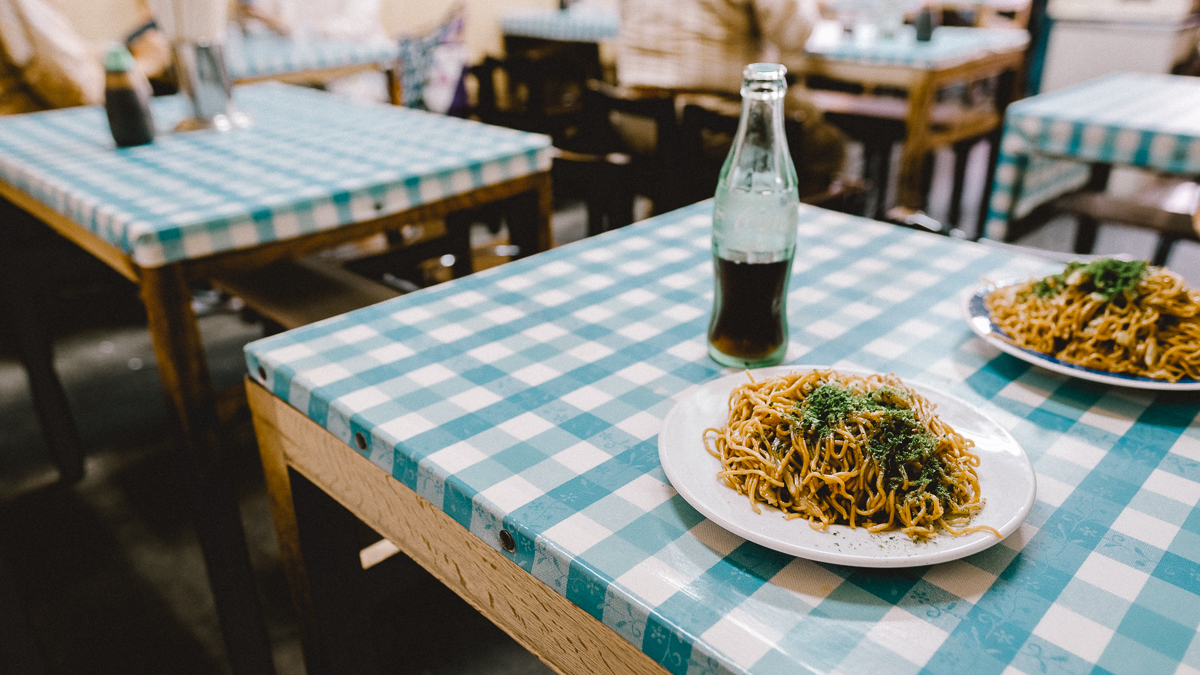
[104,44,155,148]
[915,6,935,42]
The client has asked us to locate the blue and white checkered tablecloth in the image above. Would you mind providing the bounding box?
[805,25,1029,69]
[985,72,1200,240]
[0,83,551,268]
[224,30,399,81]
[501,8,620,42]
[245,201,1200,675]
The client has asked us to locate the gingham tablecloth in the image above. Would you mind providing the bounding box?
[0,83,551,268]
[805,25,1029,69]
[224,30,399,81]
[985,72,1200,240]
[501,8,620,42]
[245,200,1200,675]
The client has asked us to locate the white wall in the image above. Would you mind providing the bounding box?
[56,0,144,45]
[55,0,559,60]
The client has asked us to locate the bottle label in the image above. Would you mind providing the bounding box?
[712,187,799,262]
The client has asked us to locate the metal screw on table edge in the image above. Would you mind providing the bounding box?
[257,365,267,381]
[499,529,516,553]
[354,432,367,451]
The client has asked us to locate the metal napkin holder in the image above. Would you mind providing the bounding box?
[173,41,251,132]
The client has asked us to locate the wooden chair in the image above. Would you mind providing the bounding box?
[801,67,1021,233]
[1005,167,1200,266]
[676,101,868,216]
[948,1,1032,29]
[475,70,686,236]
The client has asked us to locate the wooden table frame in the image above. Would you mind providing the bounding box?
[233,63,404,106]
[0,170,552,675]
[246,378,669,675]
[798,44,1026,224]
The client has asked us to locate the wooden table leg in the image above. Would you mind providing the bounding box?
[384,66,402,106]
[139,265,276,675]
[0,211,84,484]
[897,76,936,212]
[975,68,1021,240]
[506,172,555,258]
[251,378,380,675]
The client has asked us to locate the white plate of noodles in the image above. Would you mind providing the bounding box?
[658,366,1035,568]
[964,261,1200,391]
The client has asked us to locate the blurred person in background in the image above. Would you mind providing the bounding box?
[232,0,391,101]
[615,0,846,196]
[233,0,387,42]
[0,0,180,115]
[0,0,104,114]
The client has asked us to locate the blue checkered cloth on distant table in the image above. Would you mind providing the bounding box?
[805,25,1028,69]
[224,30,399,81]
[501,8,620,43]
[0,83,551,267]
[985,72,1200,240]
[245,200,1200,675]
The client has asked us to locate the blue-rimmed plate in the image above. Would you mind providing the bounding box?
[962,280,1200,391]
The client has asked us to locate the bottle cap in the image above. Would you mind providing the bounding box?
[104,43,136,73]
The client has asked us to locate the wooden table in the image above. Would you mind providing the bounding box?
[245,198,1200,675]
[0,83,552,675]
[800,23,1029,224]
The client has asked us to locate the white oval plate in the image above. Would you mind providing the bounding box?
[962,281,1200,391]
[658,366,1035,568]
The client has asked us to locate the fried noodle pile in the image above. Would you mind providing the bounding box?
[703,370,997,541]
[984,260,1200,382]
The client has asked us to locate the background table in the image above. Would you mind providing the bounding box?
[801,24,1029,224]
[984,72,1200,260]
[224,30,402,103]
[246,199,1200,675]
[500,7,621,43]
[0,82,552,675]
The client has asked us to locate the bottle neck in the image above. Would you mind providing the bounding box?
[721,81,797,194]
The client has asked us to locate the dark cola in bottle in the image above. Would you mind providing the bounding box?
[707,63,799,368]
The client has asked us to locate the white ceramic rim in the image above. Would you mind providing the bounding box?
[658,366,1036,568]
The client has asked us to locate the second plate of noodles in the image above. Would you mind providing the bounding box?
[658,367,1034,567]
[964,259,1200,390]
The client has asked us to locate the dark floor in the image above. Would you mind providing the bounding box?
[3,155,1200,674]
[0,219,577,674]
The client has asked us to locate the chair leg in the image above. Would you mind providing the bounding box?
[1072,163,1113,255]
[948,139,975,230]
[1152,235,1178,267]
[862,138,894,221]
[1072,215,1100,255]
[444,211,475,279]
[503,188,543,259]
[0,554,47,675]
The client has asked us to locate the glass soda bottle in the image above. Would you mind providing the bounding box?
[707,63,799,369]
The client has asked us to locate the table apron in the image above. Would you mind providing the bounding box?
[0,179,138,283]
[246,379,671,675]
[234,62,393,88]
[181,170,553,283]
[800,48,1024,91]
